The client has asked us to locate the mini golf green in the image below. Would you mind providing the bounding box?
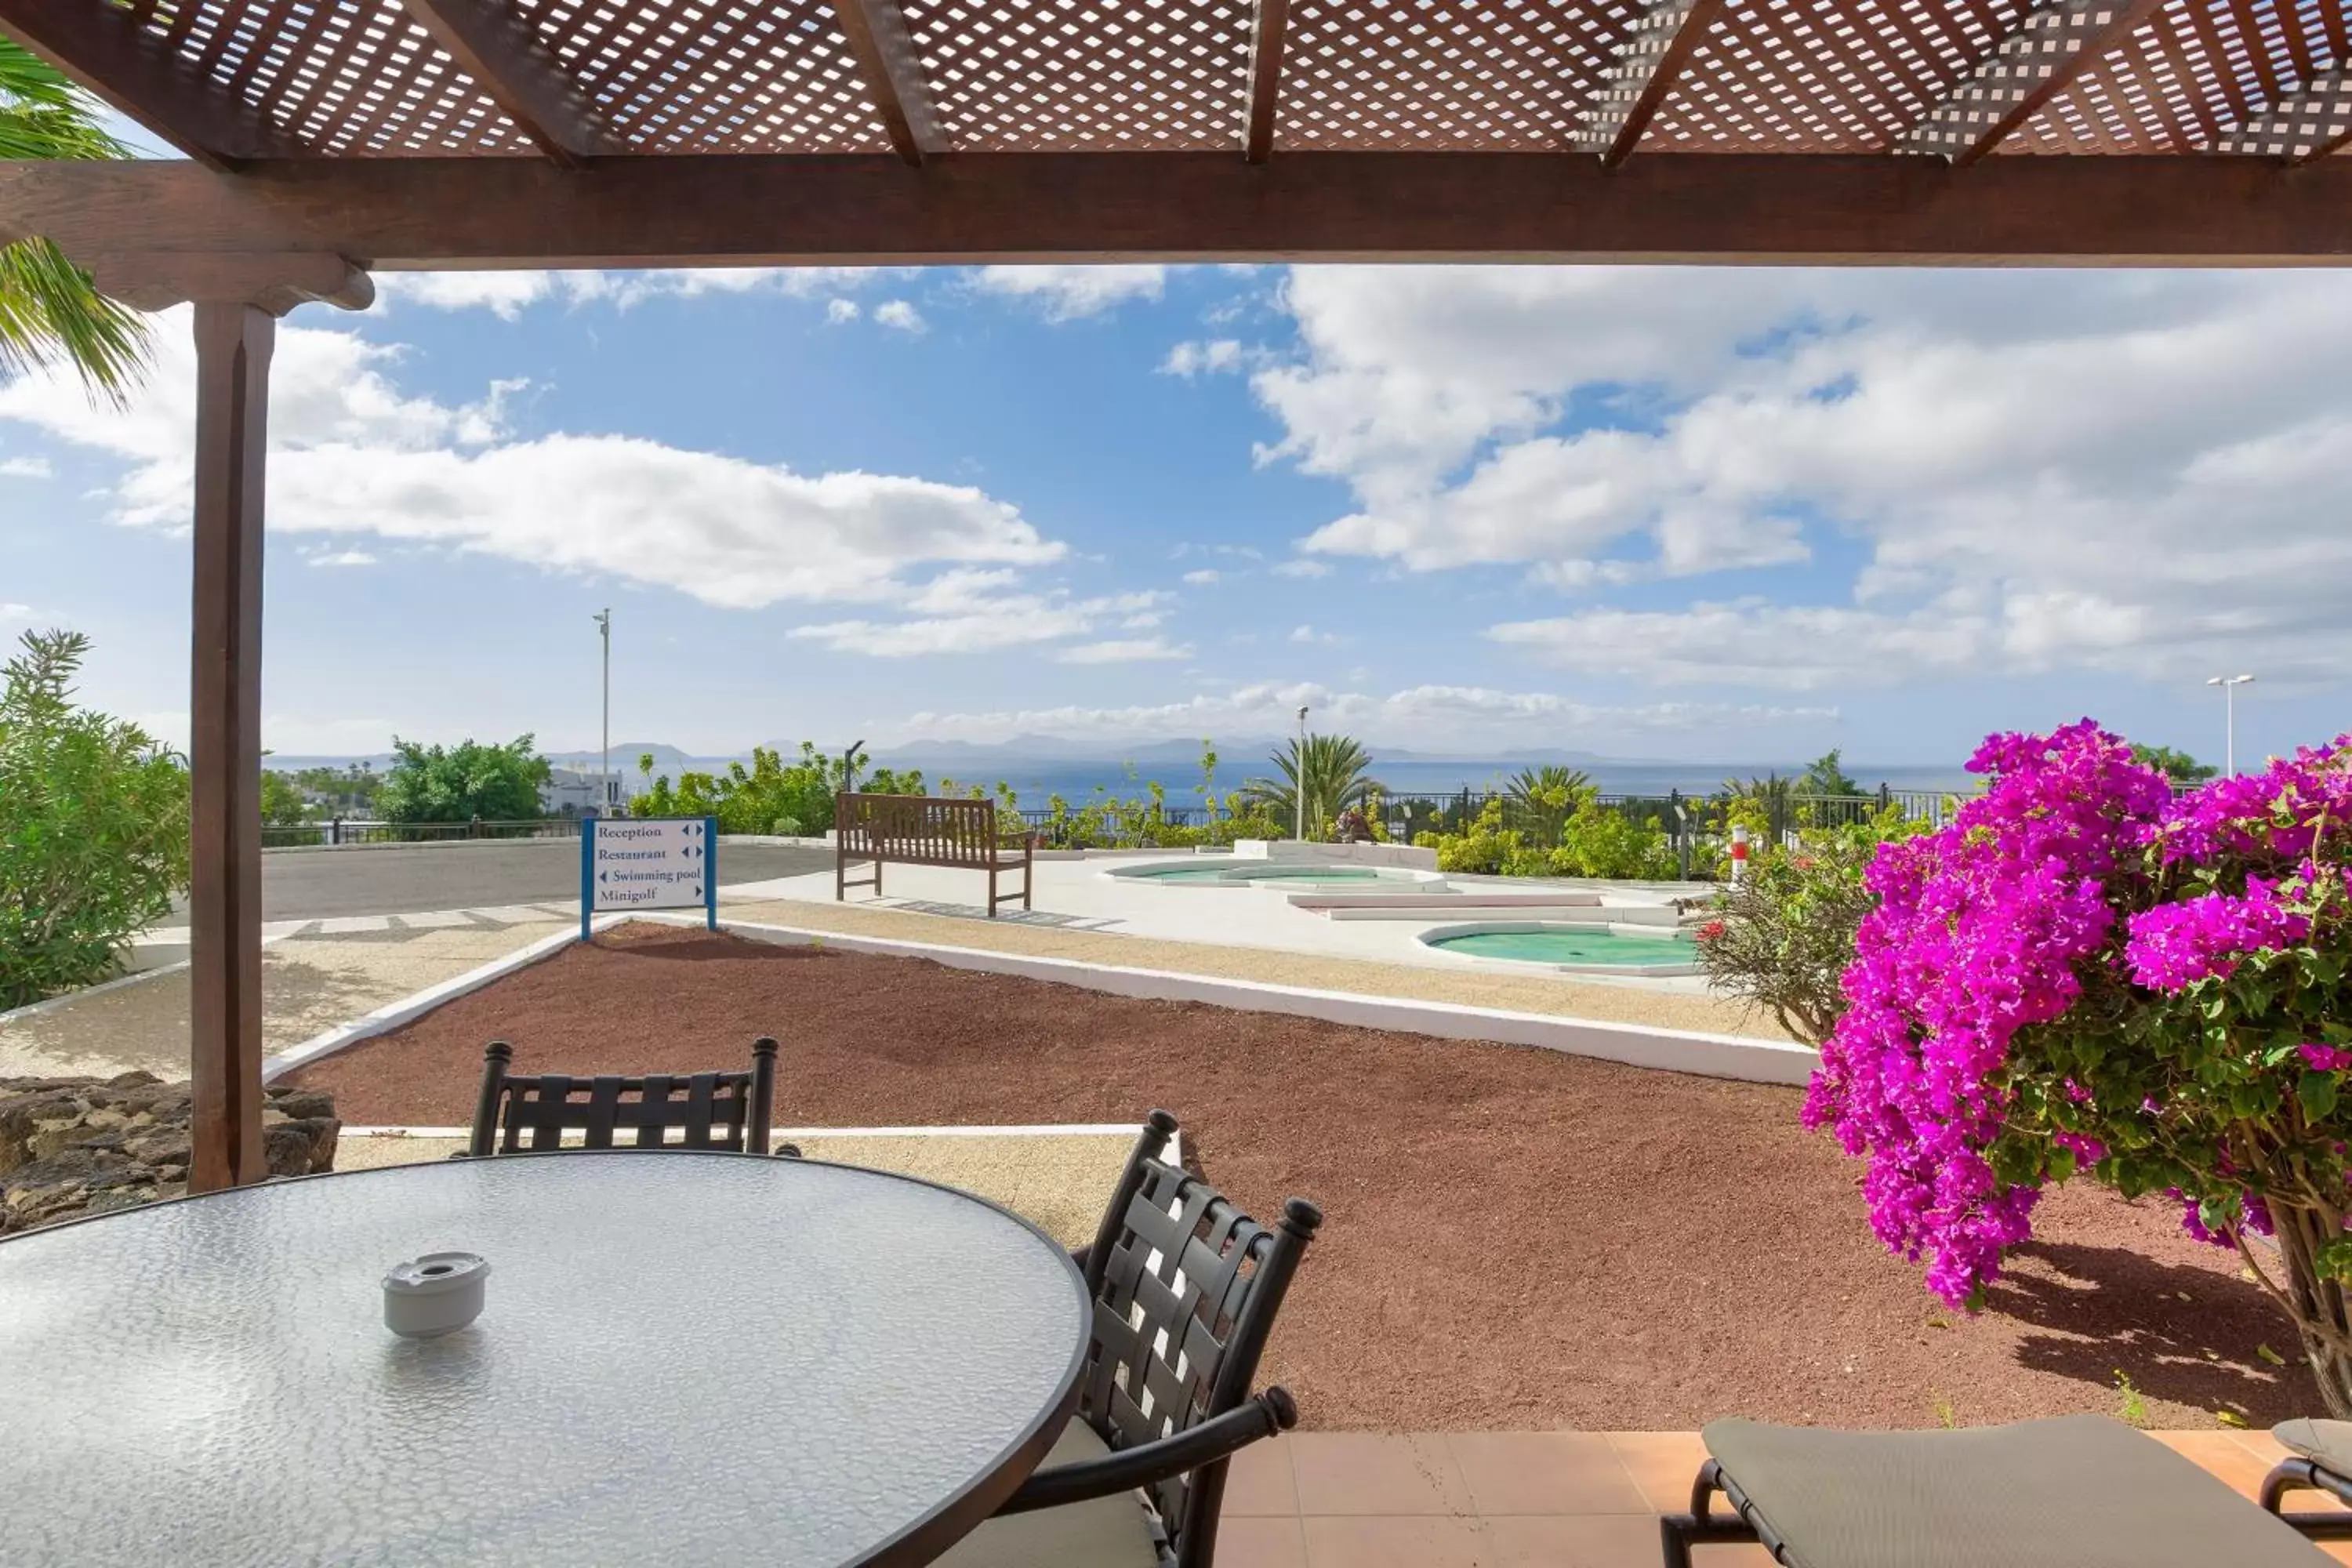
[1426,927,1696,968]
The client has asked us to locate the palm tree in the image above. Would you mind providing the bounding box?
[1240,733,1381,839]
[1,37,150,402]
[1504,763,1592,842]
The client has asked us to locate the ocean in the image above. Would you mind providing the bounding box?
[880,757,1980,811]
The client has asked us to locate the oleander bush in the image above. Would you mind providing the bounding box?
[0,630,189,1009]
[1806,722,2352,1414]
[1693,808,1924,1046]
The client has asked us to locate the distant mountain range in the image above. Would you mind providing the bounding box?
[266,735,1976,796]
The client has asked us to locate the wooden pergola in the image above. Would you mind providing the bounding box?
[2,0,2348,1189]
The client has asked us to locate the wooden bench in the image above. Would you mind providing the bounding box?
[834,792,1034,916]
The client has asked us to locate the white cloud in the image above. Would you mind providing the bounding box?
[1181,569,1221,586]
[0,456,53,479]
[789,581,1174,659]
[1289,624,1342,645]
[374,267,894,318]
[305,549,379,568]
[1488,601,1991,691]
[1055,637,1194,664]
[0,601,31,621]
[1270,558,1330,579]
[1161,339,1244,376]
[826,299,862,324]
[879,680,1835,749]
[0,307,1064,612]
[973,265,1167,321]
[1253,267,2352,684]
[873,299,927,335]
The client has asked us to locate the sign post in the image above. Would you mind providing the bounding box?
[580,816,718,941]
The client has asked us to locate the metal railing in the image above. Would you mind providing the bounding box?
[861,786,1965,866]
[260,817,586,848]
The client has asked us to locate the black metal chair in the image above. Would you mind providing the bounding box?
[465,1038,797,1157]
[938,1109,1322,1568]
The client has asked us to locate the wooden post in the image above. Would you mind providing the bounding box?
[187,301,274,1194]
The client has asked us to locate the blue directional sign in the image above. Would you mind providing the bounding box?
[580,816,718,939]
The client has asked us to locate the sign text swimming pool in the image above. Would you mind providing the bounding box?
[581,817,717,939]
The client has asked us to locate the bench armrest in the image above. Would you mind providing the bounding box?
[996,1388,1297,1515]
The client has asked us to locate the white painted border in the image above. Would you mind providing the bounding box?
[703,916,1809,1085]
[339,1121,1178,1162]
[347,1122,1150,1139]
[0,927,300,1029]
[260,920,613,1082]
[255,906,1809,1090]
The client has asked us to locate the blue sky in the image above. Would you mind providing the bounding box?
[1,259,2343,768]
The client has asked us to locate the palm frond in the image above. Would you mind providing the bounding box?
[0,237,151,403]
[1,36,153,401]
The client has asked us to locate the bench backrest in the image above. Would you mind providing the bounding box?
[837,792,1010,867]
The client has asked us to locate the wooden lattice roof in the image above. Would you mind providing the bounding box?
[8,0,2347,162]
[4,0,2352,292]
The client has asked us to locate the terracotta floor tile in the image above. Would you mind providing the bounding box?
[1446,1431,1649,1516]
[1300,1515,1490,1568]
[2234,1429,2296,1465]
[2227,1429,2352,1515]
[1224,1439,1301,1517]
[1290,1433,1475,1517]
[1482,1512,1668,1568]
[2151,1428,2281,1499]
[1213,1515,1311,1568]
[1606,1432,1712,1514]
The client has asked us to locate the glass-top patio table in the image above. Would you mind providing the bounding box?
[0,1150,1091,1566]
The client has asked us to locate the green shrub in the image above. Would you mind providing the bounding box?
[378,734,550,822]
[1692,807,1924,1045]
[1428,800,1516,873]
[1421,798,1674,880]
[0,630,190,1008]
[1558,805,1677,880]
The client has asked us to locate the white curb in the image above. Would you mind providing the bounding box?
[256,909,1812,1090]
[701,916,1814,1087]
[261,918,622,1083]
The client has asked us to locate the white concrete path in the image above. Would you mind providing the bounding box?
[723,851,1715,994]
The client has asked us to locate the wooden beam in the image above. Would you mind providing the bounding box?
[1896,0,2168,166]
[1243,0,1290,165]
[394,0,622,167]
[829,0,944,166]
[2216,67,2352,162]
[1576,0,1730,169]
[0,0,308,169]
[9,152,2352,267]
[87,252,376,314]
[187,300,272,1195]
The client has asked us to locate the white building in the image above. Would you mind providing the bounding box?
[540,768,624,816]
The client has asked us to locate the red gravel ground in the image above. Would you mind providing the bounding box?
[289,923,2317,1432]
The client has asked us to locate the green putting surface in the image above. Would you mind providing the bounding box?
[1428,928,1696,967]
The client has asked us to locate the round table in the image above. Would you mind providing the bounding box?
[0,1152,1091,1566]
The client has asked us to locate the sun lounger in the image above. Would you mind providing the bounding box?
[2263,1417,2352,1538]
[1660,1414,2330,1566]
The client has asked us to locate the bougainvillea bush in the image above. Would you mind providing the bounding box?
[1808,721,2352,1414]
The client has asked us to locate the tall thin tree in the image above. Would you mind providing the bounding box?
[0,37,151,403]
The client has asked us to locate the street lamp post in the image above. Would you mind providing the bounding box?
[593,608,612,811]
[1294,705,1309,842]
[2206,673,2255,775]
